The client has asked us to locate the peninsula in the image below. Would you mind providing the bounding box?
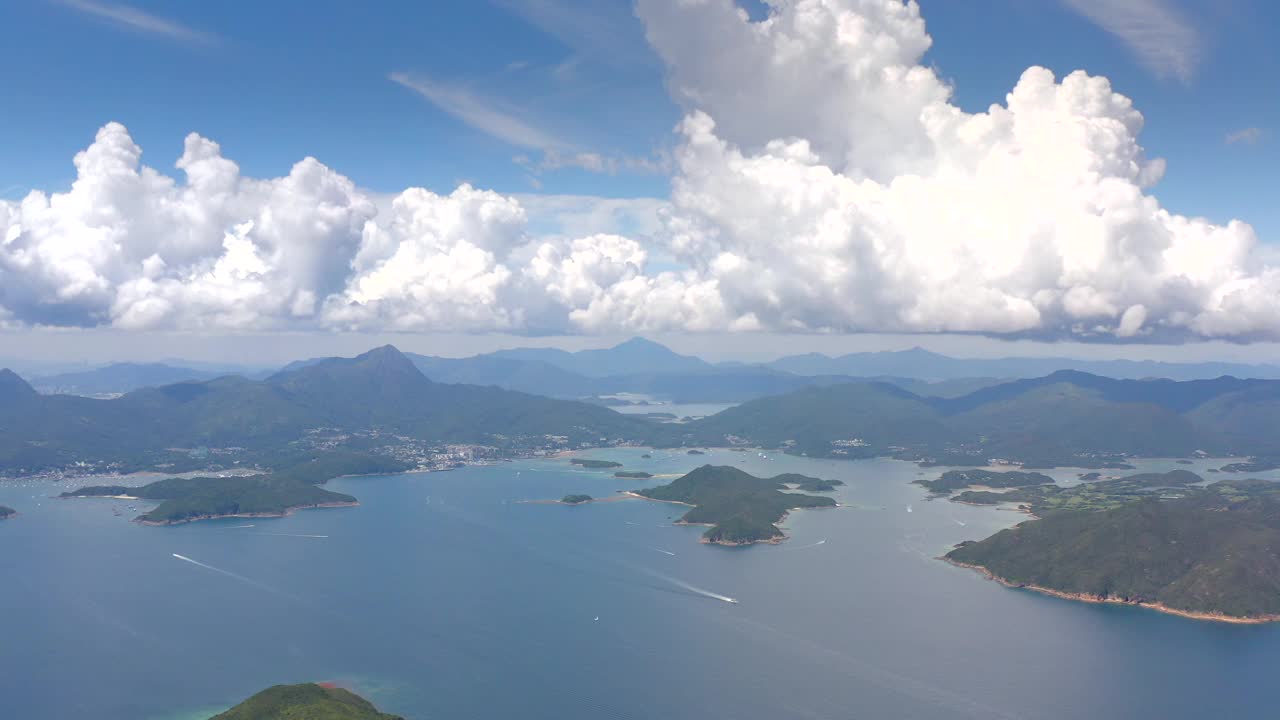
[946,474,1280,622]
[58,450,405,525]
[633,465,836,545]
[915,468,1054,495]
[212,683,403,719]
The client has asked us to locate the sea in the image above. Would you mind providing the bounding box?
[4,450,1280,719]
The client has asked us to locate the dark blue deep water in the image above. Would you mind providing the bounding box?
[4,450,1280,719]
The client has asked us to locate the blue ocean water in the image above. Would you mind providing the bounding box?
[3,450,1279,719]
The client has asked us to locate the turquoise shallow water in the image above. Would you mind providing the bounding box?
[3,451,1279,719]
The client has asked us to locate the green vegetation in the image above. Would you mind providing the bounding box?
[948,479,1280,620]
[0,505,14,519]
[561,494,593,505]
[0,346,664,476]
[59,451,402,525]
[774,473,845,492]
[915,469,1054,494]
[569,458,623,468]
[211,683,403,719]
[674,371,1280,467]
[950,470,1202,516]
[65,475,357,525]
[1220,459,1280,473]
[637,465,836,545]
[614,471,653,479]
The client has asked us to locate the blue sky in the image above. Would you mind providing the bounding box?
[1,0,1279,362]
[1,0,1274,238]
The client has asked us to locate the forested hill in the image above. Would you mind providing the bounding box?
[211,683,404,719]
[0,346,661,475]
[678,371,1280,466]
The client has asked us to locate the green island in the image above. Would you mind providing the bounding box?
[211,683,403,719]
[60,452,407,525]
[775,473,845,492]
[614,471,653,479]
[0,505,14,519]
[561,494,593,505]
[1220,459,1280,473]
[569,458,623,469]
[686,449,706,455]
[915,468,1053,495]
[634,465,836,545]
[945,470,1280,622]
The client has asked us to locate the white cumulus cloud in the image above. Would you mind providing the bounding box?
[632,0,1271,341]
[2,0,1276,342]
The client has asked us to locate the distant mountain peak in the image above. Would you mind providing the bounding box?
[356,344,405,360]
[616,337,668,350]
[0,369,37,400]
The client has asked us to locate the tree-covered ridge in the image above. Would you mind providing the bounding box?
[914,469,1054,494]
[945,475,1280,620]
[637,465,836,545]
[211,683,403,719]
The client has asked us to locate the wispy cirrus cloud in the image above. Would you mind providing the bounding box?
[1061,0,1201,82]
[390,72,563,150]
[491,0,655,68]
[60,0,217,46]
[390,71,666,177]
[1225,127,1265,145]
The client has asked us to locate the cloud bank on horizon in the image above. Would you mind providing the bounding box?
[1,0,1273,341]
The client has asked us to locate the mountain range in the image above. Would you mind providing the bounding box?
[766,347,1280,381]
[0,346,657,475]
[28,339,1280,403]
[10,345,1280,476]
[680,370,1280,466]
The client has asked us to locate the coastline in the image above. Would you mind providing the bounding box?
[134,500,360,526]
[944,557,1280,624]
[623,491,803,546]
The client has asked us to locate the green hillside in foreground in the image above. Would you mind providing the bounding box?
[947,479,1280,620]
[637,465,836,545]
[211,683,403,719]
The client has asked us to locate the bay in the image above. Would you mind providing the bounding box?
[2,451,1278,719]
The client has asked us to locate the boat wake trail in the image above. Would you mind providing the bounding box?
[171,553,294,598]
[251,532,329,538]
[792,539,827,550]
[641,567,738,604]
[651,547,677,556]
